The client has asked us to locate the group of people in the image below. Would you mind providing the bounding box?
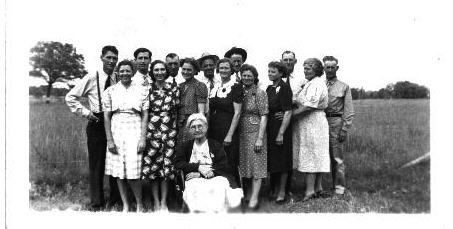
[65,45,354,213]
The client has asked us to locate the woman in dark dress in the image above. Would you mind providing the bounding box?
[208,58,243,184]
[266,61,293,204]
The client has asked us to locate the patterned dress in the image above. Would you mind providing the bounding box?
[102,83,149,179]
[208,79,243,172]
[141,82,180,180]
[238,85,269,179]
[293,77,330,173]
[266,80,293,173]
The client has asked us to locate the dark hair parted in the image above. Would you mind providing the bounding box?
[149,60,170,81]
[240,64,259,84]
[117,59,134,72]
[304,58,324,77]
[180,57,200,74]
[281,50,296,59]
[216,58,234,74]
[268,61,289,78]
[322,56,338,64]
[101,45,118,56]
[133,48,152,59]
[165,53,179,59]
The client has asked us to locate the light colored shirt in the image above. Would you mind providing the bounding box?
[65,70,115,117]
[102,83,149,113]
[166,72,185,85]
[131,71,152,89]
[283,72,307,102]
[195,73,221,96]
[298,77,328,110]
[326,77,355,132]
[189,140,212,165]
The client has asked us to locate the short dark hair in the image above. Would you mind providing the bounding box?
[239,64,259,84]
[322,56,338,64]
[101,45,118,56]
[304,58,324,77]
[149,60,170,81]
[216,58,233,74]
[281,50,296,59]
[117,59,134,72]
[268,61,289,78]
[180,57,200,74]
[166,53,179,59]
[133,48,152,59]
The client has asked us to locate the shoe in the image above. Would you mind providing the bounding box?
[275,196,287,205]
[315,190,331,198]
[85,203,103,212]
[300,193,316,202]
[247,202,260,211]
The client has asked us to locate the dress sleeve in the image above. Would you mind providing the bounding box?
[231,84,244,104]
[195,82,208,104]
[257,89,269,116]
[302,79,324,108]
[102,87,113,112]
[280,84,293,111]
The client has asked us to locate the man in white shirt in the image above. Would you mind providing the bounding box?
[165,53,185,85]
[281,50,306,100]
[65,45,120,211]
[224,47,247,82]
[132,48,152,88]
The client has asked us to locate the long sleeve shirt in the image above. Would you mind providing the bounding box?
[65,70,115,117]
[326,77,354,132]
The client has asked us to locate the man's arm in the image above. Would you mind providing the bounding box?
[341,85,354,132]
[65,74,92,118]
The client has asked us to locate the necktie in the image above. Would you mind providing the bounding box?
[104,74,111,90]
[235,72,240,82]
[209,80,214,91]
[286,76,291,88]
[142,75,149,87]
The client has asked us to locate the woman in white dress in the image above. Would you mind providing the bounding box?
[292,58,330,201]
[174,113,243,213]
[103,60,149,212]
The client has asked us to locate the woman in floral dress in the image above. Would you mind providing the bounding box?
[292,58,330,201]
[208,58,243,185]
[238,64,268,210]
[141,60,180,211]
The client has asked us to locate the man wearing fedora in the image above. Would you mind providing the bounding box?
[224,47,247,82]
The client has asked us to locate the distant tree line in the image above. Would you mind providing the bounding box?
[351,81,429,100]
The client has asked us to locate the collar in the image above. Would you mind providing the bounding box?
[220,78,236,89]
[243,84,257,94]
[183,76,197,85]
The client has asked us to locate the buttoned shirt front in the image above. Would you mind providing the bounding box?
[325,77,354,132]
[195,73,221,96]
[131,71,152,89]
[166,72,185,85]
[65,70,116,117]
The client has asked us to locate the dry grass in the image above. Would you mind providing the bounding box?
[29,98,430,213]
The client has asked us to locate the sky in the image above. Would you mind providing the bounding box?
[14,0,450,90]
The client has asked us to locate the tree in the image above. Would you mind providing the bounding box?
[29,41,88,97]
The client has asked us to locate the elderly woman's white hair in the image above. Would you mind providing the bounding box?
[186,113,208,129]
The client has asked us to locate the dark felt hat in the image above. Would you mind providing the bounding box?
[224,47,247,62]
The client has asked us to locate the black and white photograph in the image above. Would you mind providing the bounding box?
[3,0,452,228]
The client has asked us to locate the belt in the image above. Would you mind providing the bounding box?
[325,112,342,118]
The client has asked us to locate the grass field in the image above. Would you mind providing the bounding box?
[29,98,430,213]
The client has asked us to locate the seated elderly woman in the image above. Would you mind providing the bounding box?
[174,113,243,213]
